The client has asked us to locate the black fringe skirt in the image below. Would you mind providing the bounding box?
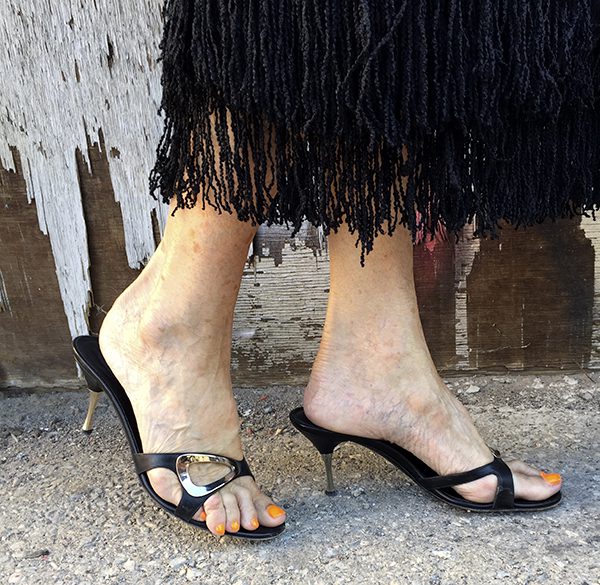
[148,1,600,265]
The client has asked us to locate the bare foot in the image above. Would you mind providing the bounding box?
[98,249,286,537]
[304,336,562,504]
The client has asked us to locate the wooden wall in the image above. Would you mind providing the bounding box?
[2,138,599,389]
[2,0,599,389]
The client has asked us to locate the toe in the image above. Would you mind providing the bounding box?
[197,506,207,522]
[254,493,286,527]
[506,458,545,478]
[203,493,227,536]
[508,461,562,501]
[230,484,260,531]
[221,491,241,533]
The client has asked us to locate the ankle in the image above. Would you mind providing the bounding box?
[138,307,231,359]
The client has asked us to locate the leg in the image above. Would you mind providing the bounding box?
[304,222,562,502]
[98,119,285,537]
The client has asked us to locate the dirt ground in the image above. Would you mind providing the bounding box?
[1,372,599,585]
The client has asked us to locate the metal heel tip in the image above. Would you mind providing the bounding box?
[82,428,93,435]
[325,489,337,496]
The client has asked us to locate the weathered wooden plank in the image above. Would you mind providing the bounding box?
[2,0,599,389]
[77,131,142,334]
[0,0,166,344]
[0,149,76,387]
[467,218,594,371]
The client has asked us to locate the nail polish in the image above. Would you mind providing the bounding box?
[251,518,260,529]
[215,524,225,536]
[199,510,207,522]
[540,471,562,486]
[231,520,240,532]
[267,504,285,518]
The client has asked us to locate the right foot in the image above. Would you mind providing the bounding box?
[303,334,563,506]
[97,250,286,537]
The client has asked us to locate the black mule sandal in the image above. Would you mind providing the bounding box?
[289,407,561,512]
[72,335,285,540]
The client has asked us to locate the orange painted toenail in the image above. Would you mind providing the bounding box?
[540,471,562,485]
[231,521,240,532]
[267,504,285,518]
[199,510,207,522]
[251,518,260,529]
[215,524,225,536]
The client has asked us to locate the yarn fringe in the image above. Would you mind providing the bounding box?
[149,0,600,265]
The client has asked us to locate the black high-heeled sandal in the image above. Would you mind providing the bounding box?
[289,407,562,512]
[73,334,285,539]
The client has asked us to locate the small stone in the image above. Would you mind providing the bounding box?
[579,391,593,401]
[263,406,273,414]
[464,384,480,394]
[123,560,136,571]
[186,567,203,581]
[563,375,578,386]
[169,557,188,570]
[431,550,452,559]
[532,377,545,389]
[495,571,510,578]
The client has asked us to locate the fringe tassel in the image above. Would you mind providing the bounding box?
[149,0,600,266]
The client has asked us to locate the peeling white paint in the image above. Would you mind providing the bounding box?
[580,216,600,367]
[0,1,168,338]
[454,224,480,369]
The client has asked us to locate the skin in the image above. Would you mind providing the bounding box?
[98,115,562,538]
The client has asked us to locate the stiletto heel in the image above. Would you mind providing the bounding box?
[81,389,102,433]
[287,410,342,495]
[289,406,562,512]
[72,334,284,540]
[321,452,337,495]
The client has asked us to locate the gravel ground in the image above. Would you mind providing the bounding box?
[0,373,599,585]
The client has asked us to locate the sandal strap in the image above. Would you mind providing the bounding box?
[420,453,515,509]
[133,452,253,522]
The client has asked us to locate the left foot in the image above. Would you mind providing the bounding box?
[303,335,562,504]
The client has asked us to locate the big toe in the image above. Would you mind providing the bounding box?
[508,460,562,501]
[255,493,286,527]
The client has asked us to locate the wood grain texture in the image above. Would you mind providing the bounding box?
[1,2,598,388]
[467,219,594,371]
[0,0,166,344]
[77,130,143,334]
[0,149,76,387]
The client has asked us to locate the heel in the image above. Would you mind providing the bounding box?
[288,408,343,495]
[81,389,102,433]
[321,452,337,496]
[301,432,340,495]
[305,438,340,496]
[78,366,103,433]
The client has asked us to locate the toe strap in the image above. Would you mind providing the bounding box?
[133,452,254,522]
[420,453,515,509]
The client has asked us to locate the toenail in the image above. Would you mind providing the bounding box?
[215,524,225,536]
[267,504,285,518]
[540,471,562,486]
[231,520,240,532]
[251,518,260,529]
[199,510,207,522]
